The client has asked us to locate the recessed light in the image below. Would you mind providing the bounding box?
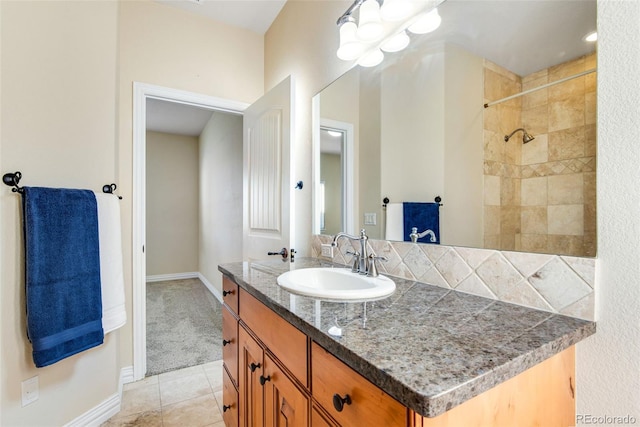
[327,130,342,137]
[584,31,597,43]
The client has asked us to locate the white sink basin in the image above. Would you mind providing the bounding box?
[276,268,395,301]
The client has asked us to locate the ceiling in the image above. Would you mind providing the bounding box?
[155,0,287,35]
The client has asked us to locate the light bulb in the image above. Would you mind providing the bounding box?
[358,49,384,67]
[408,8,441,34]
[357,0,384,41]
[584,31,597,42]
[380,0,412,22]
[337,19,364,60]
[381,31,410,52]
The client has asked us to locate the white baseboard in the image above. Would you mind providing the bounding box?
[64,366,133,427]
[146,272,199,282]
[198,272,223,303]
[120,365,135,389]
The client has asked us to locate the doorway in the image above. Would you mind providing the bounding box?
[132,83,248,380]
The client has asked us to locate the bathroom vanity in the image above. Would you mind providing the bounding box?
[219,258,595,427]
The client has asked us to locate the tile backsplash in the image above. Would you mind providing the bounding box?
[311,235,595,321]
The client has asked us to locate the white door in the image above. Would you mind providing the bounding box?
[243,76,295,261]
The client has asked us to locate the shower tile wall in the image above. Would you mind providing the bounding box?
[483,53,597,257]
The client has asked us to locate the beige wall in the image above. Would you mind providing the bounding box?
[1,0,263,425]
[199,112,243,291]
[146,131,200,276]
[1,1,120,425]
[266,0,639,418]
[265,0,354,253]
[117,0,263,372]
[319,66,361,234]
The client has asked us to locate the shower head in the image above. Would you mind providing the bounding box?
[504,128,535,144]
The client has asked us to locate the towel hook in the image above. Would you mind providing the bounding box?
[102,183,122,199]
[3,171,24,193]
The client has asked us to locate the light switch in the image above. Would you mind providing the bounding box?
[364,213,377,225]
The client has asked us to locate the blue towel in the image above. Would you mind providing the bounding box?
[403,202,440,244]
[23,187,104,367]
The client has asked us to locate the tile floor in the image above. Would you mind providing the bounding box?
[102,360,225,427]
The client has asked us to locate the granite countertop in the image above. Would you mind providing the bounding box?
[218,258,596,418]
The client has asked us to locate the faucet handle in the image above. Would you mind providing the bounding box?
[346,250,360,273]
[367,254,388,277]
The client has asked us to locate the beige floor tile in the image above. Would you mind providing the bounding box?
[162,394,223,427]
[213,389,224,414]
[204,363,224,392]
[123,375,158,392]
[160,371,213,406]
[101,409,163,427]
[119,384,161,418]
[159,364,204,383]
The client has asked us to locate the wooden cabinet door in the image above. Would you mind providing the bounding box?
[239,326,265,427]
[263,354,309,427]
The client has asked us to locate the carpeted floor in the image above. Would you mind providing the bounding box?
[146,278,223,376]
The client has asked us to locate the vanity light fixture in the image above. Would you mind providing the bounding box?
[336,0,443,67]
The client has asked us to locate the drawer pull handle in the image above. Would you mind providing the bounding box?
[222,339,232,346]
[260,375,271,385]
[333,393,352,412]
[222,289,234,297]
[250,362,261,372]
[223,404,232,412]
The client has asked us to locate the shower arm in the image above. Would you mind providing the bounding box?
[504,128,526,142]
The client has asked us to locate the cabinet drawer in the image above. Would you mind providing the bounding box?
[222,305,238,386]
[222,365,239,427]
[239,289,308,388]
[311,342,406,427]
[311,404,338,427]
[222,276,239,315]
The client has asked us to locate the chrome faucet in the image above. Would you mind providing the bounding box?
[410,227,437,243]
[331,229,369,275]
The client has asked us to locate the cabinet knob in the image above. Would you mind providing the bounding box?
[332,393,352,412]
[222,339,232,346]
[250,362,261,372]
[223,404,232,412]
[222,289,234,297]
[259,375,271,385]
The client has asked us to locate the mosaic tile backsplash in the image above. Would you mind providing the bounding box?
[311,235,595,321]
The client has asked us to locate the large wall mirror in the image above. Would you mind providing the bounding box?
[313,0,597,257]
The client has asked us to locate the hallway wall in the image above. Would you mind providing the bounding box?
[146,131,200,276]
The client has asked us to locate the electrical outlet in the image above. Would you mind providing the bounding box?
[320,244,334,258]
[21,376,38,407]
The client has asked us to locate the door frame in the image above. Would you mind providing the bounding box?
[312,112,355,235]
[132,82,248,380]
